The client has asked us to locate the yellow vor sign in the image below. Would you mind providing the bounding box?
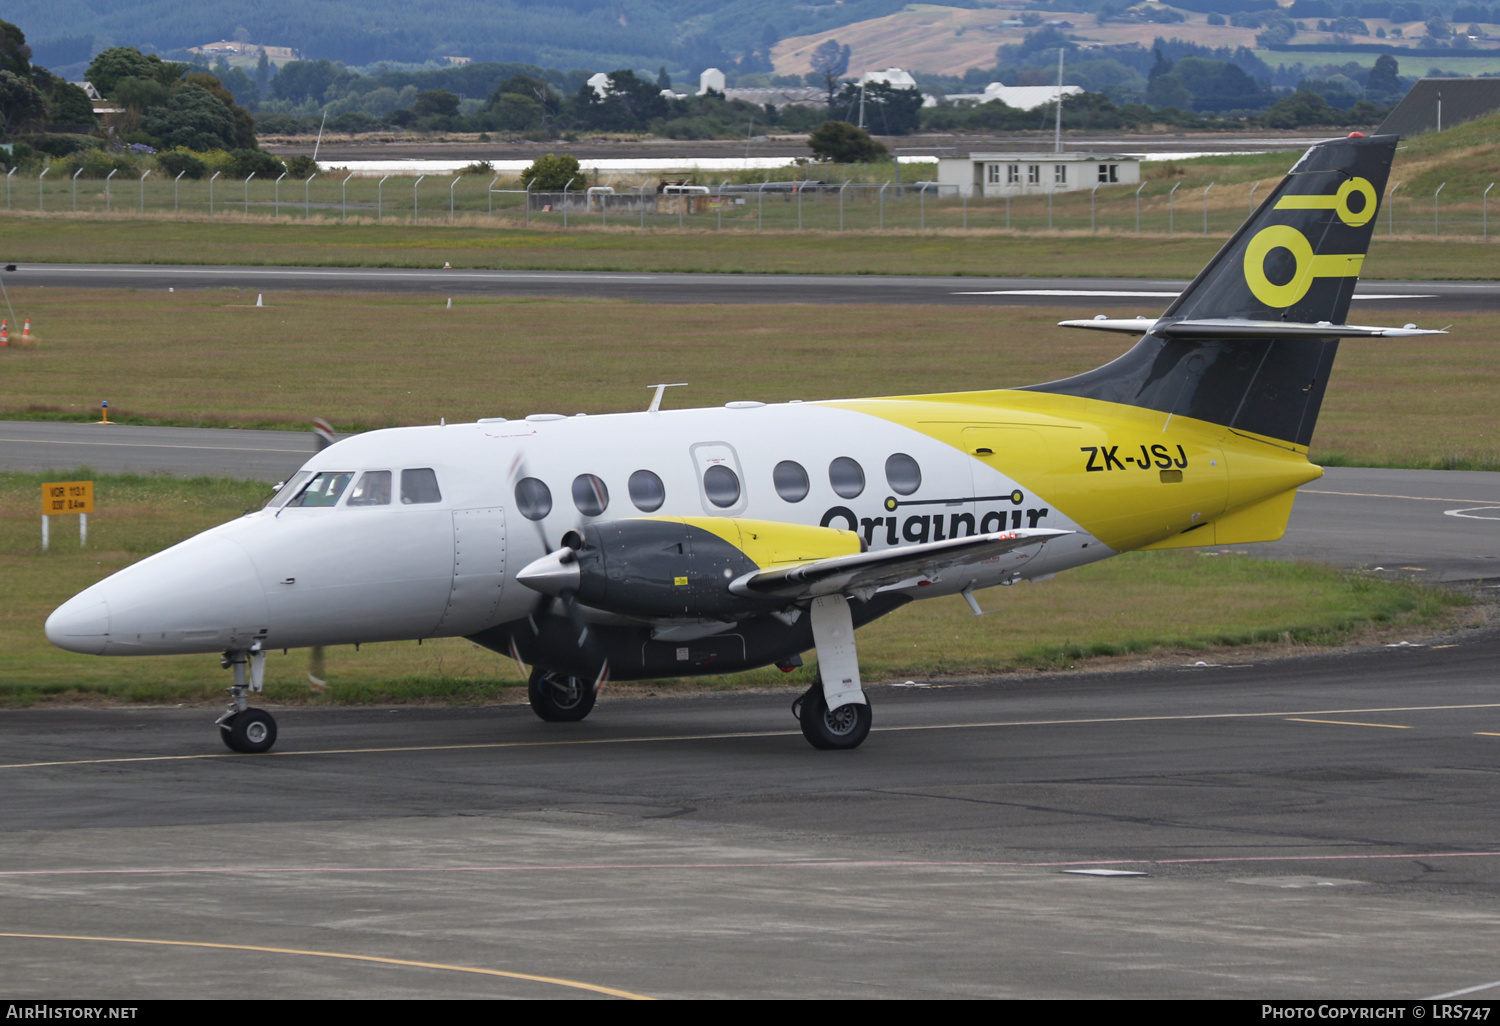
[42,480,94,514]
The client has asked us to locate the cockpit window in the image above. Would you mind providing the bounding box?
[401,468,442,504]
[265,470,312,509]
[285,471,354,507]
[347,470,392,506]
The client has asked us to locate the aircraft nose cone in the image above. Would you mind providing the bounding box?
[45,594,111,655]
[516,549,581,597]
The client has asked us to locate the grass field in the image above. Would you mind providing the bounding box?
[0,288,1493,469]
[0,471,1468,707]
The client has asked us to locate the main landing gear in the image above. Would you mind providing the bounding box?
[528,666,598,722]
[216,645,279,754]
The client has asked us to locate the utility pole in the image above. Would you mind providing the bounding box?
[1055,49,1065,154]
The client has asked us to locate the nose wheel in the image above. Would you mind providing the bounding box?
[215,645,278,753]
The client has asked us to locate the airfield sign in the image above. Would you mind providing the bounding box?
[41,480,93,550]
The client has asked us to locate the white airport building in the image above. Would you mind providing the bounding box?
[942,82,1084,111]
[937,152,1143,198]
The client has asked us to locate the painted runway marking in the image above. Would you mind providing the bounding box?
[1304,489,1500,504]
[1430,979,1500,999]
[1445,506,1500,521]
[4,702,1498,770]
[6,850,1500,879]
[0,436,308,454]
[46,267,657,282]
[955,289,1181,297]
[1285,718,1411,729]
[954,289,1434,299]
[0,933,652,999]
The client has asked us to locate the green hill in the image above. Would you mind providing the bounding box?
[14,0,930,80]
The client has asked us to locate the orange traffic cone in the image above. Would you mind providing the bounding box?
[21,319,31,343]
[0,319,8,347]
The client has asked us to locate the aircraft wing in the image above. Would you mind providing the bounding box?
[728,529,1071,602]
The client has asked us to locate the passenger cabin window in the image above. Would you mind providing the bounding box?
[773,460,809,503]
[285,471,354,507]
[400,468,442,504]
[703,465,741,508]
[347,470,392,506]
[572,473,609,517]
[515,477,552,521]
[628,470,665,512]
[266,470,312,509]
[829,457,865,499]
[885,453,921,495]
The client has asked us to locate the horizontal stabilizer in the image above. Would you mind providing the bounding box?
[1059,316,1446,339]
[729,529,1070,601]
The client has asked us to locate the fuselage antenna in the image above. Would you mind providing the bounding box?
[646,382,689,413]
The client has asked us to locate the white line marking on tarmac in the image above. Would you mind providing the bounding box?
[0,436,307,453]
[4,702,1498,770]
[955,289,1180,297]
[1304,489,1500,504]
[953,289,1435,299]
[45,267,657,282]
[1429,979,1500,999]
[1445,506,1500,520]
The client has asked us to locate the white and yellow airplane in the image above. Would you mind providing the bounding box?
[46,133,1440,754]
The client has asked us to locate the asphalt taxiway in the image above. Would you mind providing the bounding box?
[5,637,1500,998]
[4,261,1495,312]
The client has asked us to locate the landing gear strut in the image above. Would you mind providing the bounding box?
[528,666,598,722]
[794,680,872,750]
[216,645,278,753]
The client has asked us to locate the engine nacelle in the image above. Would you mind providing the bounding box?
[517,517,862,620]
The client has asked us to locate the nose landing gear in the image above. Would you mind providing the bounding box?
[215,645,279,753]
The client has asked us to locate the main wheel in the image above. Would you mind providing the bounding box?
[528,668,597,722]
[220,708,278,754]
[797,683,872,750]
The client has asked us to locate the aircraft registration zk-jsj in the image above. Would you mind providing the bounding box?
[46,133,1441,754]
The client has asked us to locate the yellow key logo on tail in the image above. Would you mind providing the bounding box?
[1243,176,1376,308]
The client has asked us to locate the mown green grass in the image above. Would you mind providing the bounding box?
[1,471,1469,707]
[0,209,1490,278]
[1,289,1494,469]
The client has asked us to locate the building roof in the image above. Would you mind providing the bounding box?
[948,152,1138,162]
[1377,77,1500,137]
[942,83,1085,112]
[723,86,825,107]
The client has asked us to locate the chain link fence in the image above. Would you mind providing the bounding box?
[6,170,1498,238]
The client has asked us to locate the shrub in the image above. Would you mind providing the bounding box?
[519,153,585,190]
[283,153,319,177]
[227,148,285,177]
[33,135,88,157]
[156,149,207,179]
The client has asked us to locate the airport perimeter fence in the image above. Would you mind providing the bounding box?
[7,170,1500,238]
